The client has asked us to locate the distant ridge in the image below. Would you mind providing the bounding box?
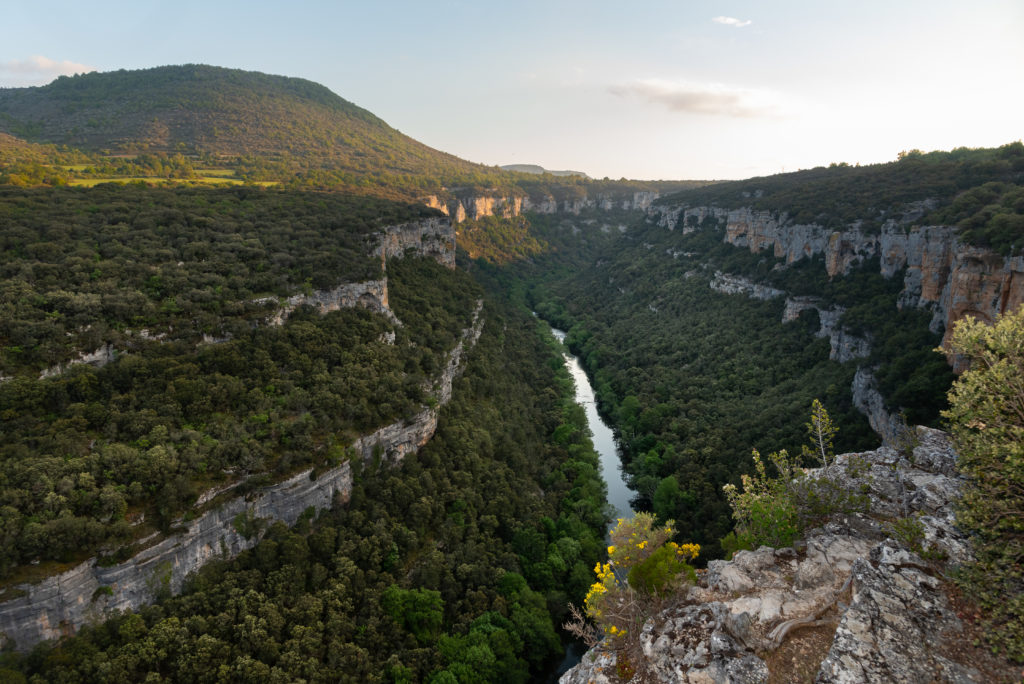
[0,64,486,179]
[501,163,590,178]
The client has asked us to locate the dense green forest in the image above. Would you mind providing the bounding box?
[472,207,952,558]
[0,185,468,578]
[0,184,437,374]
[0,178,610,681]
[2,282,609,682]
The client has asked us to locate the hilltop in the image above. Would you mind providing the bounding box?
[0,65,709,201]
[501,163,590,178]
[0,65,478,173]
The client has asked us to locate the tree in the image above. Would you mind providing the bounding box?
[382,585,444,645]
[941,306,1024,662]
[803,398,837,466]
[566,513,699,676]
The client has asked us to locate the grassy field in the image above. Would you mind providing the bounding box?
[68,175,276,187]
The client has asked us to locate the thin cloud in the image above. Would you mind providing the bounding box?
[0,56,96,87]
[712,16,752,28]
[609,78,783,118]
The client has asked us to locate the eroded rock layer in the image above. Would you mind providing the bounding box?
[648,204,1024,348]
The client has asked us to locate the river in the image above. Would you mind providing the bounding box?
[551,327,635,524]
[546,326,635,682]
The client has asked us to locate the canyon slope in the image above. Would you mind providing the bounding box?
[0,213,469,650]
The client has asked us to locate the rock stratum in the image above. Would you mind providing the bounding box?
[650,204,1024,349]
[0,217,472,651]
[424,190,659,223]
[562,427,992,683]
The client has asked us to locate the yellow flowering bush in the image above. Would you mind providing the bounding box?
[581,513,699,643]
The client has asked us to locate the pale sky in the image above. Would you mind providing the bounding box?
[1,0,1021,180]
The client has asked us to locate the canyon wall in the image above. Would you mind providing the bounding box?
[374,216,456,269]
[0,219,467,651]
[424,190,659,223]
[651,204,1024,347]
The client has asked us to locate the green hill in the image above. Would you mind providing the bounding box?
[0,64,496,194]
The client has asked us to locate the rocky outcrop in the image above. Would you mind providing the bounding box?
[563,428,981,683]
[651,203,1024,348]
[851,367,900,445]
[266,279,396,326]
[37,342,117,379]
[816,544,980,683]
[783,297,870,364]
[374,216,456,269]
[0,301,484,652]
[425,191,659,223]
[710,272,785,301]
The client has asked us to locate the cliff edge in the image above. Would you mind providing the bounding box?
[562,428,1012,683]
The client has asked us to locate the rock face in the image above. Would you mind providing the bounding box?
[267,279,397,326]
[650,203,1024,348]
[563,428,981,683]
[851,367,898,443]
[782,297,870,364]
[0,301,484,652]
[374,216,456,269]
[424,191,659,223]
[710,272,786,301]
[37,342,117,379]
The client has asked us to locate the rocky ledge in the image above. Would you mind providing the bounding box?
[562,427,995,683]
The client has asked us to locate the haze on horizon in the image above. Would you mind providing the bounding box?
[2,0,1021,180]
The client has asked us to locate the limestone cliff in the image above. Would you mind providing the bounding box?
[265,279,396,326]
[563,428,994,683]
[424,190,659,223]
[0,223,469,652]
[373,216,456,269]
[650,203,1024,348]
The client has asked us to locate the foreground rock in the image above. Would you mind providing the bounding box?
[562,427,989,683]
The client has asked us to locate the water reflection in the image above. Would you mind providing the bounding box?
[551,327,635,526]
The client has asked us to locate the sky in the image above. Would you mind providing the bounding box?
[1,0,1022,180]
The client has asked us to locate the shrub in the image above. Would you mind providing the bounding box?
[723,448,802,549]
[942,306,1024,662]
[566,513,699,674]
[723,401,869,551]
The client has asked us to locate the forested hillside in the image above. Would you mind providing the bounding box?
[0,185,462,577]
[3,279,609,681]
[0,66,707,202]
[657,143,1024,253]
[0,66,483,178]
